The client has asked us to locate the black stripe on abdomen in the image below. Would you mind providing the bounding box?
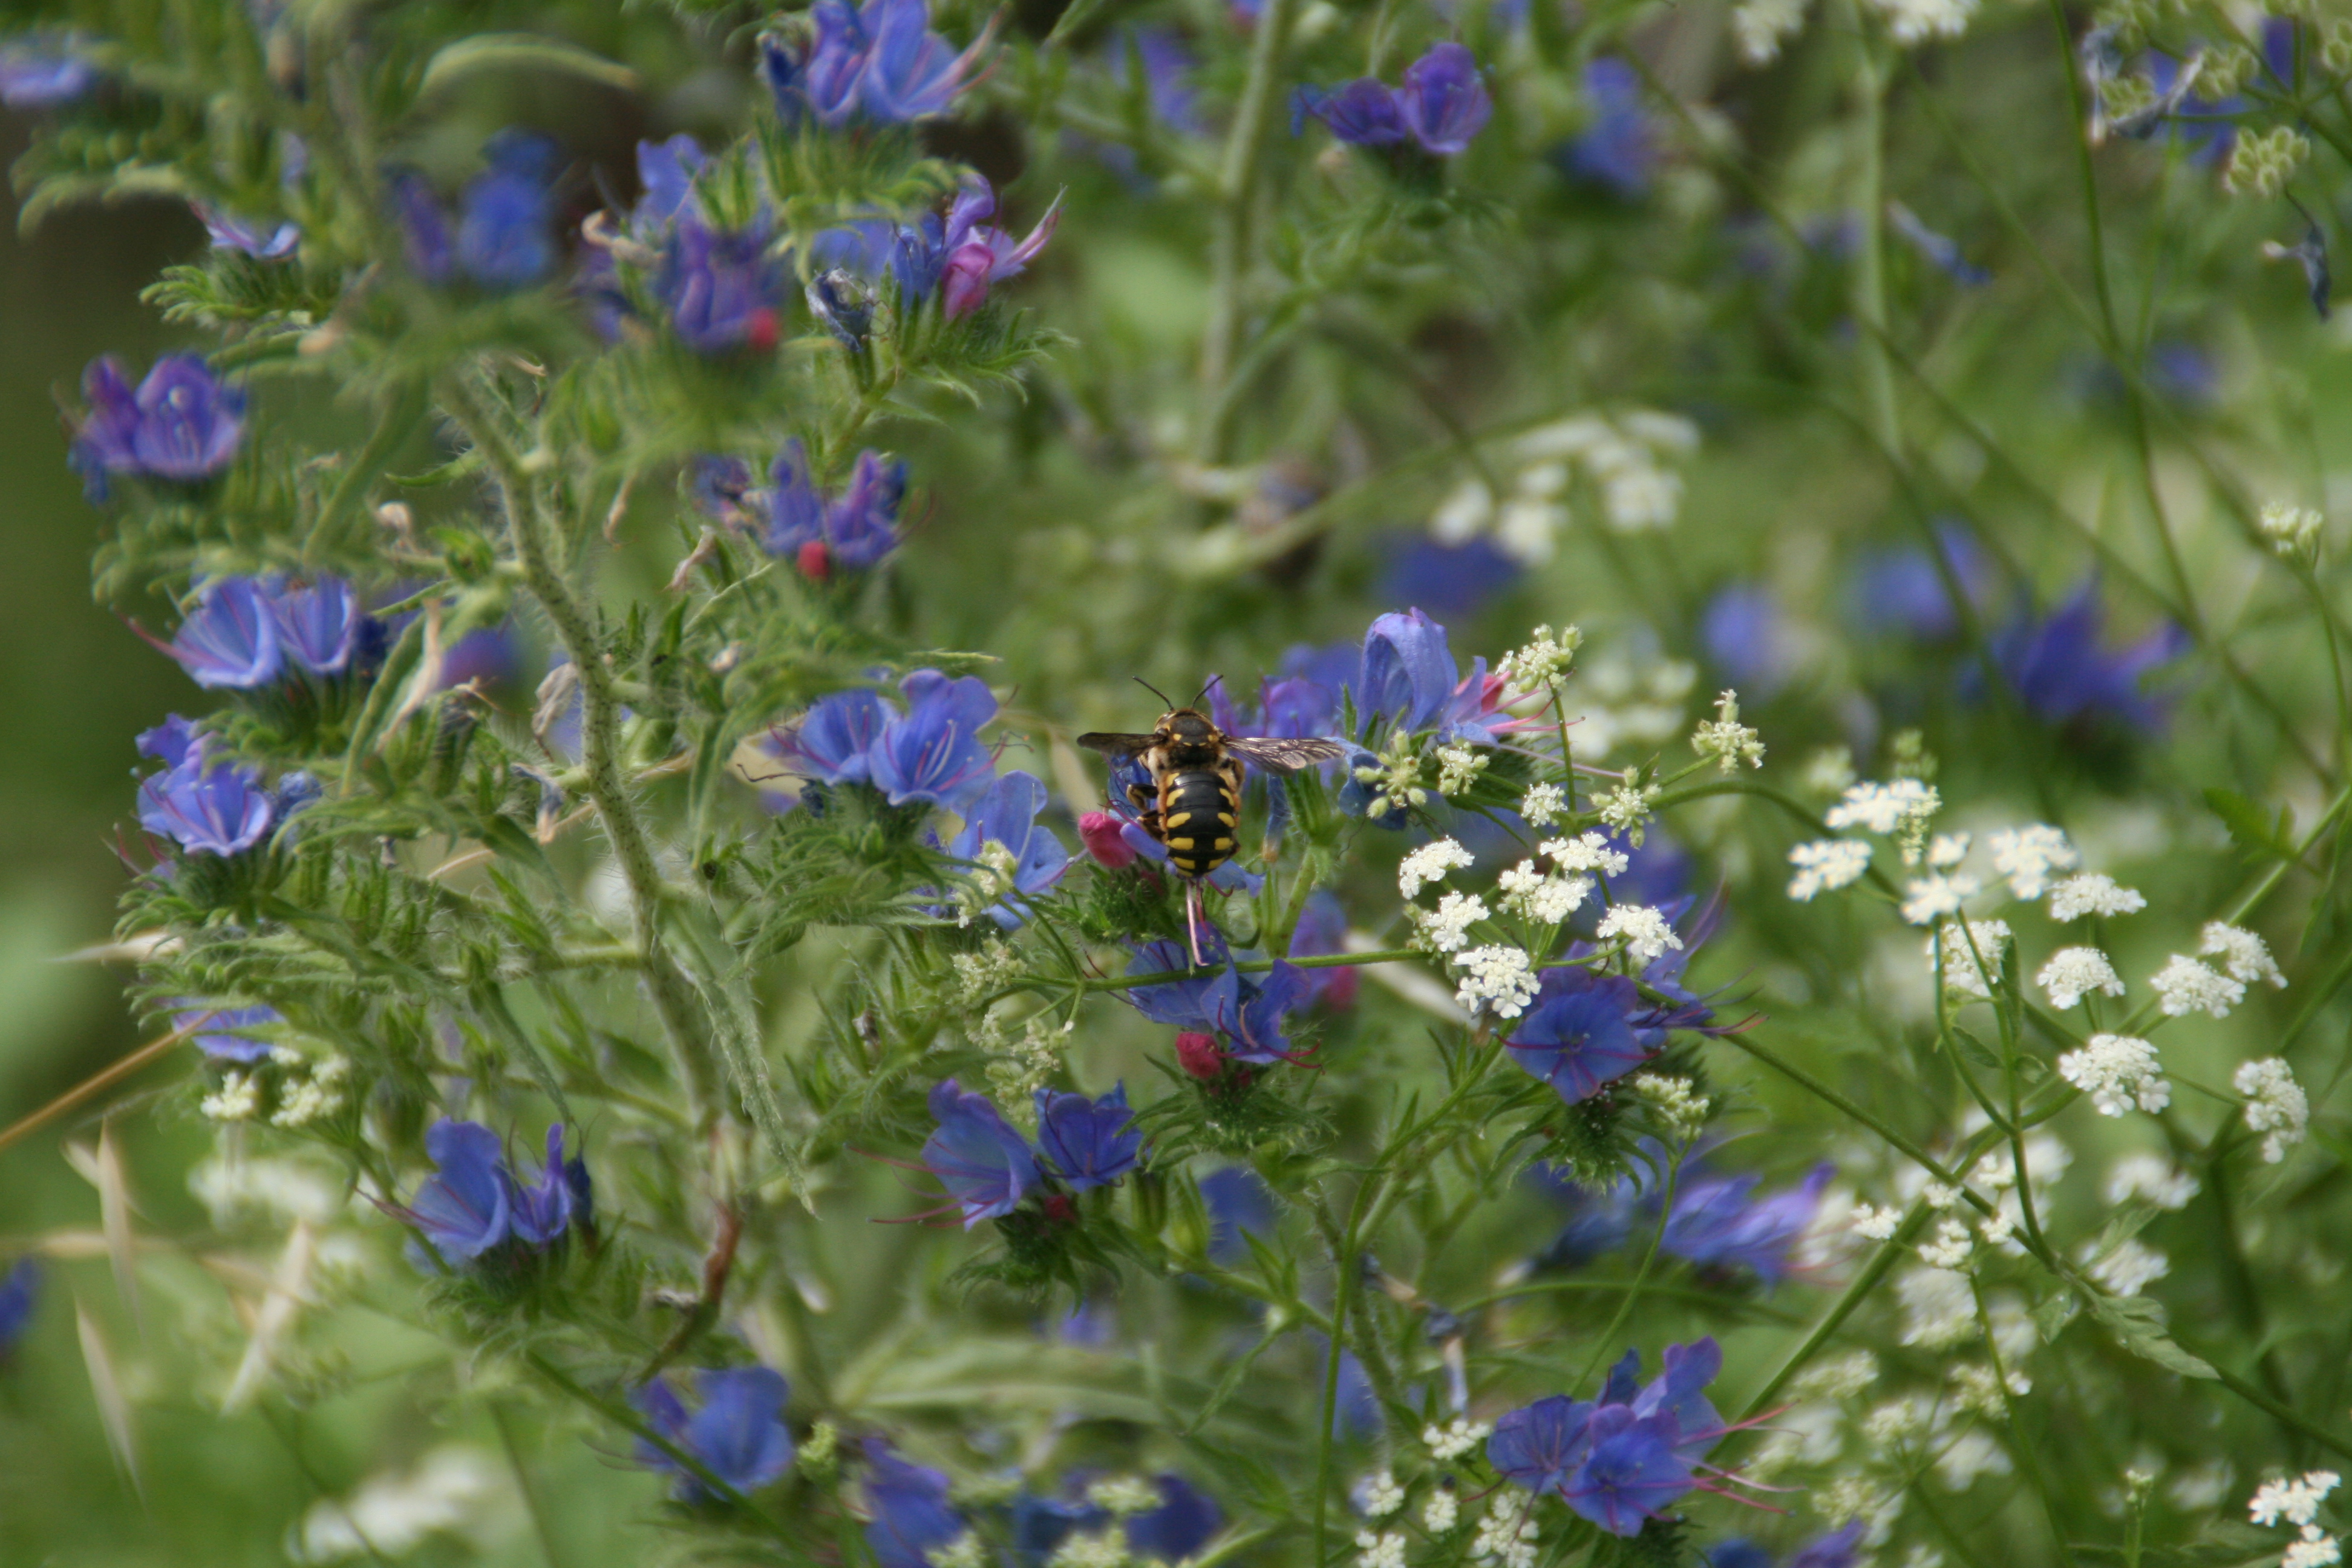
[1159,769,1238,878]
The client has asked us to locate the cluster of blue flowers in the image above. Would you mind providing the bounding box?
[393,129,564,292]
[811,176,1064,324]
[635,1367,797,1501]
[1487,1339,1735,1537]
[69,354,244,500]
[921,1078,1142,1226]
[1124,929,1315,1067]
[861,1437,1221,1568]
[132,716,312,858]
[136,574,375,689]
[391,1120,591,1267]
[1294,42,1493,158]
[1529,1155,1833,1285]
[759,0,990,128]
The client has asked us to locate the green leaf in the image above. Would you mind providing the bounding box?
[417,33,639,97]
[2086,1292,2217,1379]
[2206,788,2293,861]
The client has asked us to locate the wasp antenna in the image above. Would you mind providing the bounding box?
[1135,677,1175,710]
[1193,673,1224,710]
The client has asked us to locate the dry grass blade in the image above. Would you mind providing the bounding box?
[0,1020,200,1157]
[97,1120,143,1338]
[224,1220,316,1414]
[74,1298,142,1497]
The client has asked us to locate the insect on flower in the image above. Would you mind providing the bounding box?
[1077,681,1347,963]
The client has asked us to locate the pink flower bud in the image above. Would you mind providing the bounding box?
[941,243,996,319]
[1175,1031,1224,1079]
[795,539,831,581]
[1079,811,1137,868]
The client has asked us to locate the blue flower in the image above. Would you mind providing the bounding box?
[765,442,905,572]
[136,719,276,857]
[923,1078,1042,1226]
[1488,1339,1725,1537]
[1888,202,1990,286]
[656,214,785,354]
[455,130,562,289]
[869,670,998,811]
[406,1119,514,1263]
[172,1001,280,1063]
[1126,1475,1222,1562]
[1558,59,1654,198]
[1986,583,2187,736]
[1209,961,1313,1065]
[864,1439,966,1568]
[807,268,876,350]
[1355,608,1506,743]
[1294,78,1409,147]
[1119,29,1204,137]
[1287,890,1357,1009]
[846,175,1060,319]
[509,1124,589,1246]
[1851,523,1994,641]
[0,1258,38,1356]
[1396,42,1492,157]
[1122,934,1238,1031]
[635,135,706,230]
[778,688,894,785]
[1700,583,1802,701]
[391,171,457,282]
[166,577,283,688]
[0,35,99,108]
[1294,43,1489,157]
[1661,1163,1832,1284]
[194,204,300,259]
[1198,1166,1275,1263]
[1712,1526,1867,1568]
[269,576,365,676]
[1504,969,1650,1105]
[636,1367,795,1500]
[72,355,245,493]
[1382,536,1521,620]
[1035,1083,1143,1190]
[762,0,987,127]
[947,771,1071,927]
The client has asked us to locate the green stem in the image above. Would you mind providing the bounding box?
[1843,0,1901,454]
[1197,0,1302,465]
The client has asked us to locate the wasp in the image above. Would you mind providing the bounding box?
[1079,683,1348,964]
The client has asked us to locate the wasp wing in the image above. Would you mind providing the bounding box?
[1075,731,1160,759]
[1226,737,1351,776]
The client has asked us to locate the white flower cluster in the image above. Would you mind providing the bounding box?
[1918,1217,1973,1271]
[1519,782,1566,827]
[1356,1531,1408,1568]
[1452,946,1540,1019]
[1869,0,1978,47]
[1354,733,1429,820]
[1470,1504,1539,1568]
[952,938,1023,1005]
[2149,955,2245,1018]
[1496,860,1592,926]
[1596,771,1660,845]
[1429,411,1696,566]
[2047,873,2146,921]
[1632,1073,1710,1140]
[1734,0,1811,65]
[2083,1238,2169,1298]
[1546,831,1628,876]
[2235,1058,2311,1163]
[1691,689,1765,774]
[1497,624,1583,690]
[1597,904,1684,964]
[1789,839,1872,901]
[1399,838,1475,899]
[2105,1153,2198,1210]
[1926,918,2011,999]
[2250,1471,2342,1568]
[1927,832,1969,869]
[1901,872,1981,927]
[1851,1203,1903,1241]
[2057,1033,2169,1116]
[2203,923,2287,988]
[1047,1529,1129,1568]
[1086,1477,1166,1517]
[272,1053,353,1129]
[1423,1490,1460,1534]
[1434,744,1488,797]
[1356,1471,1406,1520]
[1827,779,1941,836]
[1423,1417,1493,1460]
[1988,824,2079,900]
[2038,947,2124,1010]
[1411,892,1490,955]
[201,1070,261,1122]
[2258,501,2324,558]
[938,1533,995,1568]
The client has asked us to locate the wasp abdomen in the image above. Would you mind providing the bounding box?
[1159,766,1240,879]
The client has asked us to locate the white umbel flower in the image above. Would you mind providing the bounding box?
[1435,745,1489,797]
[1789,839,1872,900]
[1596,904,1683,963]
[1826,779,1940,835]
[1988,825,2080,900]
[1869,0,1978,46]
[2085,1238,2169,1297]
[1926,919,2012,999]
[2058,1033,2169,1116]
[201,1070,261,1122]
[2150,955,2246,1018]
[2039,947,2125,1010]
[1423,1418,1492,1460]
[1498,624,1582,688]
[1423,1489,1462,1534]
[2047,873,2147,921]
[1851,1203,1903,1241]
[1918,1217,1974,1270]
[2250,1472,2342,1529]
[1399,838,1475,899]
[2258,502,2324,557]
[1734,0,1812,63]
[1519,782,1566,828]
[1497,860,1592,925]
[1691,689,1765,774]
[1927,832,1970,869]
[1901,872,1981,926]
[1545,831,1630,876]
[2283,1533,2342,1568]
[1452,946,1540,1019]
[2202,923,2287,988]
[1411,892,1490,954]
[2235,1058,2311,1163]
[1357,1471,1406,1520]
[2104,1154,2198,1210]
